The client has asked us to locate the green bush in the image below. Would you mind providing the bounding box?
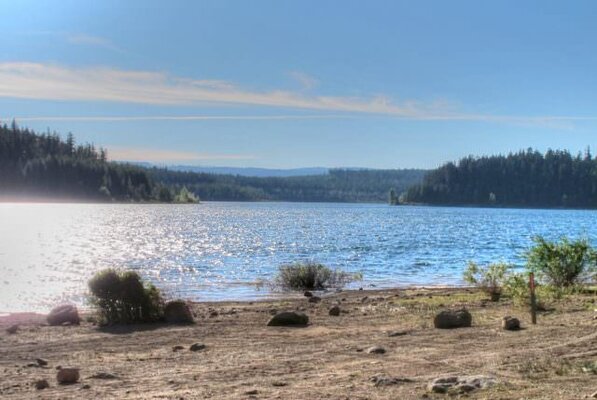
[463,262,509,297]
[526,236,597,287]
[274,262,361,291]
[88,269,164,324]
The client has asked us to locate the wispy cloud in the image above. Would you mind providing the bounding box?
[288,71,318,90]
[0,62,596,125]
[107,146,256,163]
[66,34,124,53]
[5,115,353,122]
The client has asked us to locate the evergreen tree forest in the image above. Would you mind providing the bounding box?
[403,148,597,208]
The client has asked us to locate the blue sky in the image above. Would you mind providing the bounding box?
[1,0,597,168]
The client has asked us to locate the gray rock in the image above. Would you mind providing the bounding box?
[34,379,50,390]
[56,367,80,384]
[308,296,321,303]
[164,300,194,324]
[366,346,386,354]
[502,316,521,331]
[47,304,80,326]
[370,375,413,387]
[6,324,18,334]
[328,305,341,316]
[189,343,206,352]
[428,375,496,394]
[89,372,119,380]
[36,358,48,367]
[267,312,309,327]
[433,309,472,329]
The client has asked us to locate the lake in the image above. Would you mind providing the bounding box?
[0,202,596,313]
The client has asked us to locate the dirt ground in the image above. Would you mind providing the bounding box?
[0,287,595,399]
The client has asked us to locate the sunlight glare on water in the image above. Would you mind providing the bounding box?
[0,202,596,313]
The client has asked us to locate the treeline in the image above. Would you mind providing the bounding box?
[403,148,597,208]
[0,122,157,201]
[151,168,425,203]
[0,123,424,203]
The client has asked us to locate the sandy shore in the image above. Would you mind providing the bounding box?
[1,287,595,399]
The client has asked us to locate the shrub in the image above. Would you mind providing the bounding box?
[274,262,361,291]
[525,236,597,287]
[88,269,164,324]
[463,262,509,299]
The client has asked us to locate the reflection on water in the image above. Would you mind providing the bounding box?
[0,202,595,312]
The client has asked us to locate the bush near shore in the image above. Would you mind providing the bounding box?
[273,262,362,291]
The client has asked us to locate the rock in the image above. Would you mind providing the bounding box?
[433,309,472,329]
[428,375,496,394]
[388,330,408,337]
[209,310,219,318]
[329,305,341,316]
[164,300,194,324]
[303,291,313,297]
[189,343,206,352]
[81,384,91,390]
[36,358,48,367]
[245,389,259,395]
[47,304,80,326]
[366,346,386,354]
[172,345,185,352]
[502,316,521,331]
[6,324,18,334]
[34,379,50,390]
[89,372,119,380]
[56,367,80,384]
[267,311,309,327]
[370,375,413,387]
[308,296,321,303]
[591,390,597,398]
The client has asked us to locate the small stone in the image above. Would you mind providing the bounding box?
[57,367,80,384]
[6,324,18,334]
[366,346,386,354]
[272,381,288,387]
[81,384,91,390]
[308,296,321,303]
[267,312,309,327]
[36,358,48,367]
[34,379,50,390]
[245,389,259,395]
[303,291,313,297]
[388,330,408,337]
[189,343,206,352]
[209,310,219,318]
[502,316,521,331]
[172,345,185,352]
[370,375,413,387]
[329,305,341,316]
[89,372,119,380]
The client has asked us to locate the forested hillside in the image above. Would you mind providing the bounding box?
[403,149,597,208]
[0,123,424,203]
[0,122,157,201]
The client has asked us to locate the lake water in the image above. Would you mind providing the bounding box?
[1,202,596,313]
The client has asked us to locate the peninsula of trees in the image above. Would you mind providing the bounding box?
[403,149,597,208]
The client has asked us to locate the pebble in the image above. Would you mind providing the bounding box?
[34,379,50,390]
[36,358,48,367]
[190,343,206,352]
[366,346,386,354]
[172,345,185,352]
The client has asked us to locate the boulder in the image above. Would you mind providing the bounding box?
[328,305,341,316]
[433,309,472,329]
[502,316,520,331]
[164,300,194,324]
[428,375,496,394]
[56,367,80,384]
[47,304,80,326]
[267,311,309,327]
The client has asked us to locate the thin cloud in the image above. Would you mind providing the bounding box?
[66,34,124,53]
[0,62,596,125]
[107,146,257,163]
[5,114,354,122]
[288,71,319,90]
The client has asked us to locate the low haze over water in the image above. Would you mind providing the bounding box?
[1,202,596,313]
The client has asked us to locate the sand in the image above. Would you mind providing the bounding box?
[1,287,595,399]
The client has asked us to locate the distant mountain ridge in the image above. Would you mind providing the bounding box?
[167,165,330,177]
